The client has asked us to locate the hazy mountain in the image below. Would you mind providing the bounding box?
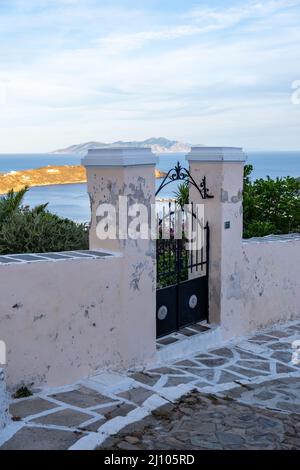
[52,137,194,155]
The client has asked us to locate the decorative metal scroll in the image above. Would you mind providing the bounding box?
[155,161,214,199]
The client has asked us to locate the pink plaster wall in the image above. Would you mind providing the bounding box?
[242,235,300,328]
[221,234,300,338]
[0,255,155,390]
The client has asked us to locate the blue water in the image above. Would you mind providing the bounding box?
[0,151,299,222]
[0,153,82,172]
[22,184,90,224]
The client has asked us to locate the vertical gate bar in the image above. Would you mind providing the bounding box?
[168,201,171,276]
[205,221,210,322]
[166,203,168,279]
[195,204,199,271]
[190,201,194,273]
[163,238,165,281]
[157,239,159,287]
[176,234,181,331]
[185,241,188,281]
[184,206,188,281]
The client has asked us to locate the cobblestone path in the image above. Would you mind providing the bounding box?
[101,383,300,450]
[0,320,299,450]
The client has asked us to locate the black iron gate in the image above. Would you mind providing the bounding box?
[156,163,213,338]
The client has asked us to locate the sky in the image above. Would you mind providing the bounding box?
[0,0,300,152]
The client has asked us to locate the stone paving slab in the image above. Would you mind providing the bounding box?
[10,397,58,419]
[117,387,155,406]
[50,386,117,408]
[1,319,299,450]
[79,419,105,432]
[129,372,159,386]
[0,426,82,450]
[222,376,300,413]
[95,402,136,419]
[29,408,93,427]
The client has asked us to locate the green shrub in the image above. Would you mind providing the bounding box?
[243,165,300,238]
[173,165,300,239]
[0,187,88,254]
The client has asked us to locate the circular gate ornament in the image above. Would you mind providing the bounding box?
[158,305,168,321]
[189,295,198,309]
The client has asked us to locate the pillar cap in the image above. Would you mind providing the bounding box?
[82,147,159,167]
[186,146,247,163]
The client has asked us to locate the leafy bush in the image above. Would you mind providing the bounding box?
[173,166,300,238]
[0,187,89,254]
[243,165,300,238]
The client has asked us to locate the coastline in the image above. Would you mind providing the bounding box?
[0,165,167,195]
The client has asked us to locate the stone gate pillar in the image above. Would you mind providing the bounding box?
[82,148,158,366]
[187,147,246,337]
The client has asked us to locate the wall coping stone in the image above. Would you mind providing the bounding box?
[82,147,159,167]
[186,146,247,162]
[243,233,300,244]
[0,249,118,266]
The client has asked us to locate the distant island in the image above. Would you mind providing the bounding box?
[0,165,167,195]
[52,137,193,155]
[1,137,196,194]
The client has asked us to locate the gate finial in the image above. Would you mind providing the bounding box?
[156,161,214,199]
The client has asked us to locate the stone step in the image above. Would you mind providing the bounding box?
[156,325,222,363]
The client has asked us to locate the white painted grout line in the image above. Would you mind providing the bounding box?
[68,385,196,450]
[69,408,150,450]
[23,403,101,423]
[0,421,24,447]
[37,393,129,416]
[21,406,65,422]
[36,382,81,396]
[152,375,168,390]
[77,415,104,429]
[82,376,135,395]
[156,383,195,403]
[25,422,87,433]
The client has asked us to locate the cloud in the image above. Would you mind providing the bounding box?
[187,0,300,24]
[0,0,300,151]
[94,0,300,54]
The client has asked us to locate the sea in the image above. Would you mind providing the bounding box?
[0,151,299,223]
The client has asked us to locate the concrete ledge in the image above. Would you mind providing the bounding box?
[156,326,222,363]
[186,146,247,162]
[82,147,159,167]
[0,249,116,266]
[243,233,300,244]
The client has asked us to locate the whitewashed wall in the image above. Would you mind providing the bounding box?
[242,234,300,328]
[0,238,299,390]
[0,254,156,389]
[221,234,300,338]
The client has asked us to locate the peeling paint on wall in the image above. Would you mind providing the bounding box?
[221,189,228,202]
[221,188,243,203]
[226,270,243,300]
[130,261,146,291]
[239,236,300,330]
[0,368,8,429]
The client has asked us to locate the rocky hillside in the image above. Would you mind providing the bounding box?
[52,137,193,155]
[0,166,166,194]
